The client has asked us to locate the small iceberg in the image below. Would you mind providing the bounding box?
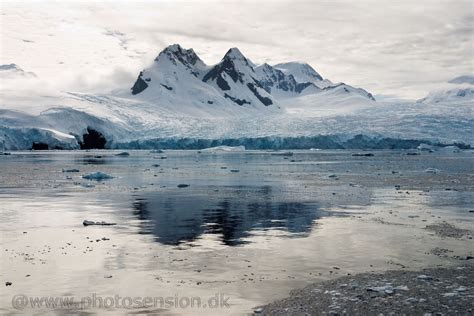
[63,168,80,173]
[83,220,116,226]
[417,143,434,151]
[425,168,440,174]
[352,153,374,157]
[438,146,461,153]
[150,149,165,153]
[271,151,293,157]
[115,151,130,156]
[201,146,245,152]
[82,172,114,181]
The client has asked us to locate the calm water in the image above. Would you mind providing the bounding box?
[0,150,473,314]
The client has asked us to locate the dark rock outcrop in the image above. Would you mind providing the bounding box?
[131,71,149,95]
[224,94,250,105]
[80,128,107,149]
[32,142,49,150]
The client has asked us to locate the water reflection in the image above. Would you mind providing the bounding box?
[131,186,325,246]
[75,156,110,165]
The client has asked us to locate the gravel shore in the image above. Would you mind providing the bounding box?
[255,264,474,315]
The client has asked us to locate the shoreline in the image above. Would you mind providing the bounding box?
[255,263,474,315]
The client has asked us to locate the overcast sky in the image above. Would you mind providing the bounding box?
[1,0,473,99]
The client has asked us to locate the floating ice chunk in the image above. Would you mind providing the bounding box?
[150,149,165,153]
[82,172,114,181]
[115,151,130,156]
[416,274,433,280]
[201,146,245,152]
[63,168,80,173]
[438,146,461,153]
[352,153,374,157]
[417,143,435,151]
[83,220,116,226]
[425,168,439,174]
[271,151,293,156]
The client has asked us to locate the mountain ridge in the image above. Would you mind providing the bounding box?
[130,44,376,108]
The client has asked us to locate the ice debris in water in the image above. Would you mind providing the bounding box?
[82,172,114,181]
[352,153,374,157]
[201,145,245,152]
[425,168,439,174]
[150,149,164,153]
[271,151,293,156]
[115,151,130,156]
[83,220,116,226]
[63,168,80,173]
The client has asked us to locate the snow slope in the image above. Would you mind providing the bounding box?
[0,64,37,79]
[0,45,472,150]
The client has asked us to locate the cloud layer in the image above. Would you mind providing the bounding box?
[1,0,473,99]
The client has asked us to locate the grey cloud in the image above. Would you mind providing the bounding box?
[2,0,473,99]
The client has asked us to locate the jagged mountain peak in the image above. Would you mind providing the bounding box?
[322,83,375,101]
[259,63,274,71]
[274,61,323,82]
[222,47,256,69]
[203,47,256,89]
[224,47,246,60]
[255,63,315,95]
[155,44,204,69]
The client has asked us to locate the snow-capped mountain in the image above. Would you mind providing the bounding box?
[274,62,374,100]
[254,63,315,97]
[417,87,474,104]
[417,75,474,104]
[202,47,275,106]
[448,75,474,85]
[274,62,326,86]
[129,44,375,109]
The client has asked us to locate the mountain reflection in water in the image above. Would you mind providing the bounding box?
[131,186,326,246]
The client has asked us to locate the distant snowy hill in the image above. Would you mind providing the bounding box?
[417,87,474,104]
[448,75,474,85]
[0,45,472,150]
[417,75,474,104]
[0,64,37,79]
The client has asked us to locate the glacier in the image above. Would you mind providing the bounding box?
[0,44,472,150]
